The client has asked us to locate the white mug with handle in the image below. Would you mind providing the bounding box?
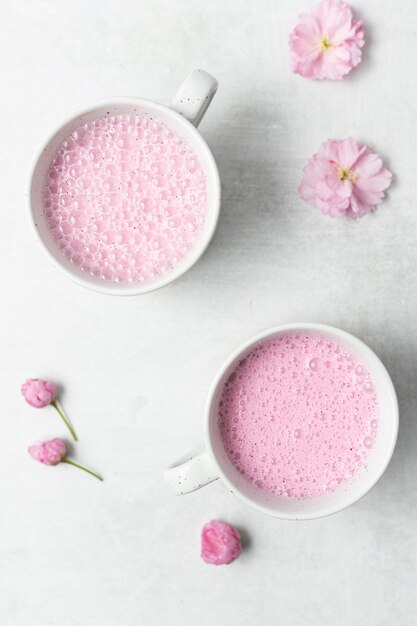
[28,69,220,296]
[164,323,399,520]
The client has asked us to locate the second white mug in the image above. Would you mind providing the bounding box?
[164,323,398,520]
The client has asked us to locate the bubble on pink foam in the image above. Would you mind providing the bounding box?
[102,230,115,245]
[70,239,84,252]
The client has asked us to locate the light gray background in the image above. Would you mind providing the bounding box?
[1,1,416,624]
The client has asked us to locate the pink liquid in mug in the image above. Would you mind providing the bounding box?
[218,332,379,500]
[42,112,208,284]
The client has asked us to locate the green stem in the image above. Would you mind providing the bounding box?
[51,400,78,441]
[62,458,103,481]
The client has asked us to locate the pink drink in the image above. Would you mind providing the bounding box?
[218,332,378,500]
[42,113,208,284]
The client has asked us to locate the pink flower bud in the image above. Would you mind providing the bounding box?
[28,438,66,466]
[201,520,241,565]
[28,439,103,481]
[21,378,57,408]
[21,378,78,441]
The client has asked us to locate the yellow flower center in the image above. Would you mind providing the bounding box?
[319,37,332,52]
[337,167,357,182]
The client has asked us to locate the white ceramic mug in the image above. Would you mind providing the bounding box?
[28,69,220,295]
[164,323,399,520]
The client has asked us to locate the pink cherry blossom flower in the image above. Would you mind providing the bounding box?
[298,138,392,219]
[201,520,241,565]
[289,0,365,80]
[21,378,78,441]
[28,438,103,480]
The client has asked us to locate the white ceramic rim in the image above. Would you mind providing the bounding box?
[204,323,399,520]
[27,96,221,296]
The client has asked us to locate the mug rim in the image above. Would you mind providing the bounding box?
[204,323,399,520]
[27,96,221,296]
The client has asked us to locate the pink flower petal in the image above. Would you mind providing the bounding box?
[355,152,385,178]
[336,179,353,198]
[290,28,318,56]
[328,8,356,42]
[355,172,392,193]
[28,443,44,463]
[297,12,322,38]
[336,138,362,169]
[349,192,375,218]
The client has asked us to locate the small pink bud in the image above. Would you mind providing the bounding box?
[28,438,103,481]
[21,378,56,408]
[28,438,66,466]
[21,378,78,441]
[201,520,241,565]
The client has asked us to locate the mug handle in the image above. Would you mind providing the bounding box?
[164,449,219,495]
[170,69,218,127]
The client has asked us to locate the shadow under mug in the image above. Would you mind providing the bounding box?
[164,323,399,520]
[27,69,221,295]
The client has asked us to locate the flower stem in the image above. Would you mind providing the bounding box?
[62,458,103,481]
[51,400,78,441]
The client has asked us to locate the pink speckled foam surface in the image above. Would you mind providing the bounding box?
[42,112,208,284]
[218,332,378,500]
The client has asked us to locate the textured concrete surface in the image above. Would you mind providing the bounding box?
[0,1,416,624]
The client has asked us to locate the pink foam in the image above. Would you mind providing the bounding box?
[218,332,378,500]
[43,113,208,284]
